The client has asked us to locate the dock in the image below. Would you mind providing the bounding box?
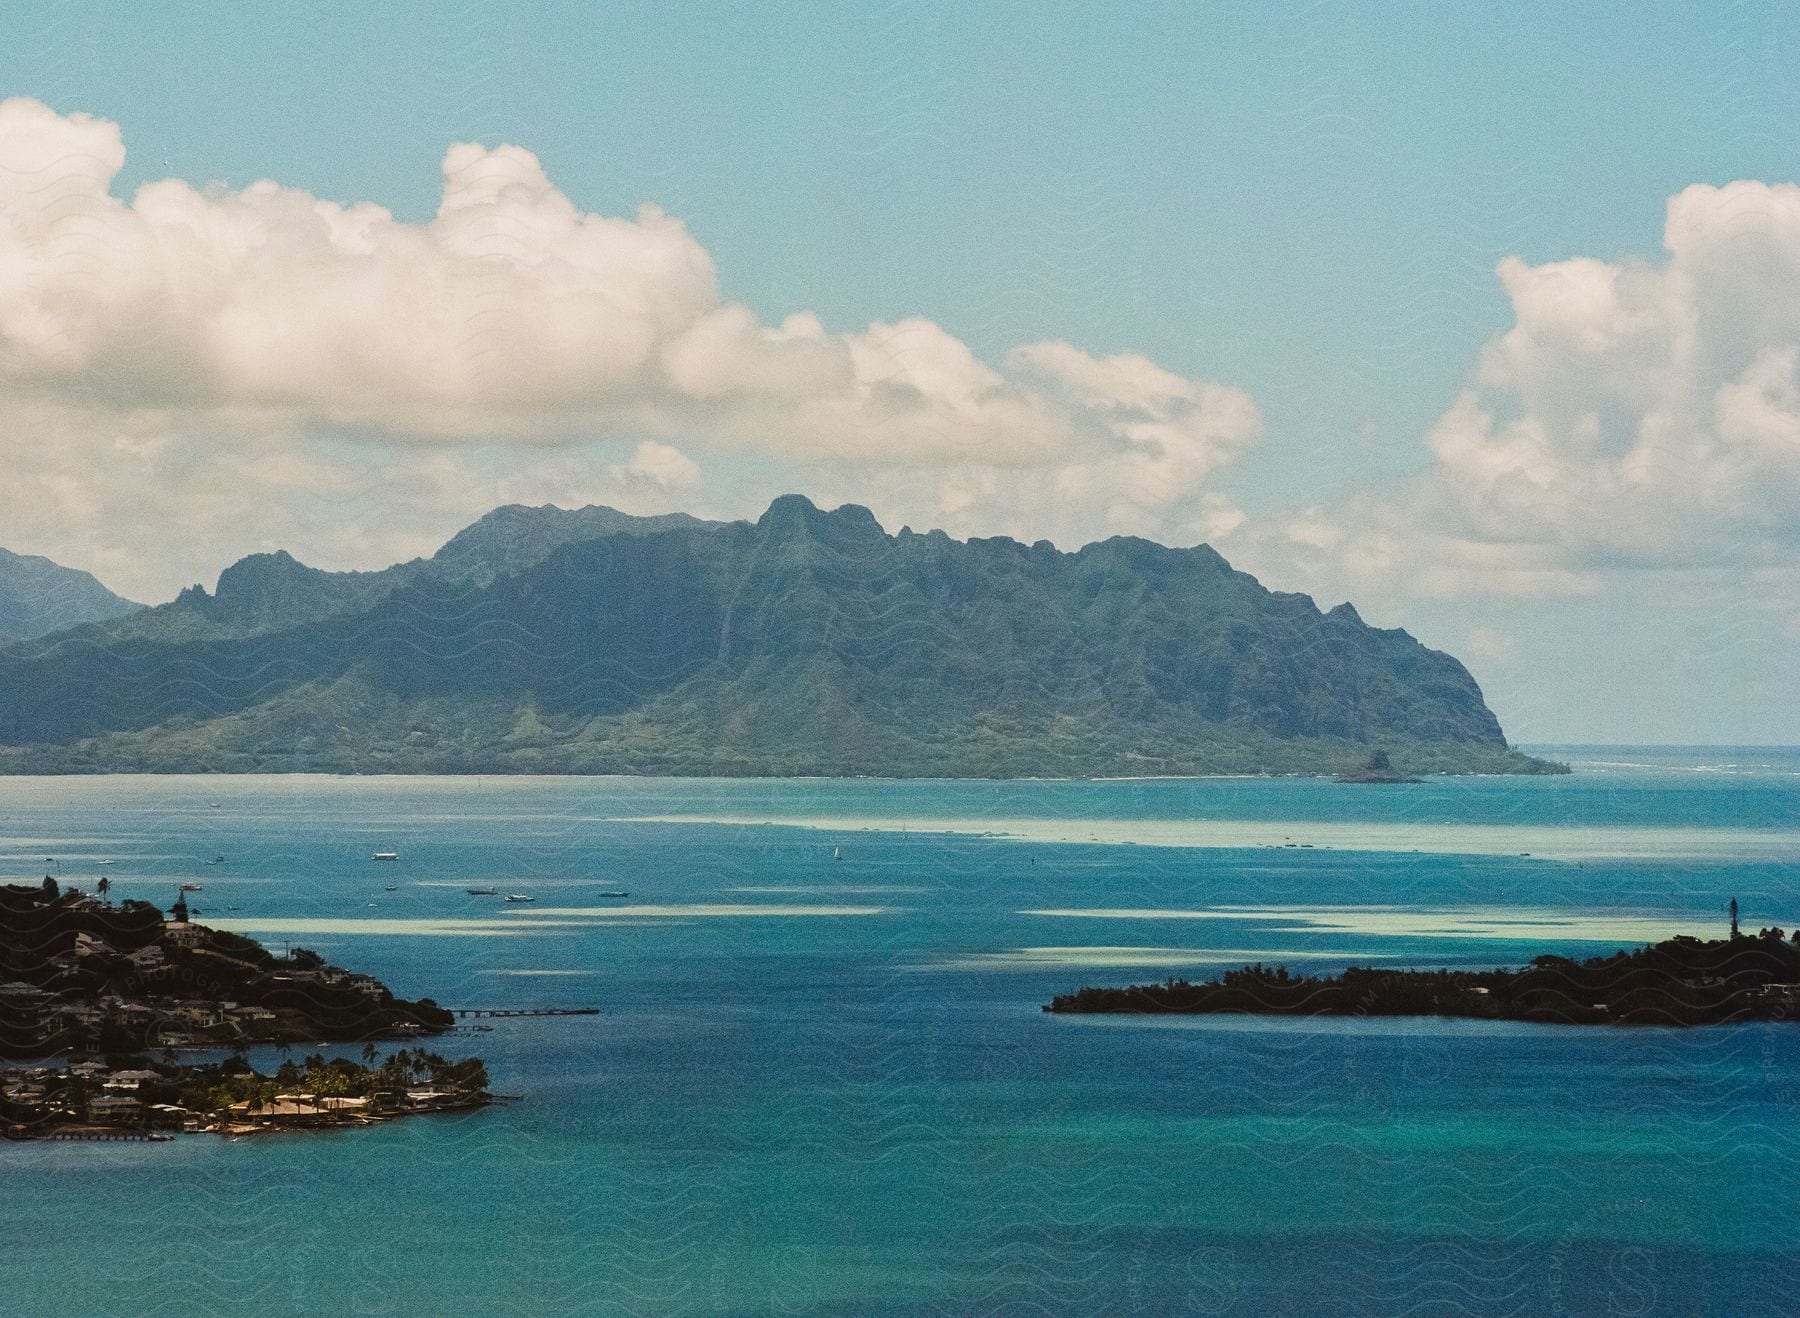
[448,1007,600,1019]
[39,1130,173,1143]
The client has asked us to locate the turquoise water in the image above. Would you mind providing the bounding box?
[3,747,1798,1315]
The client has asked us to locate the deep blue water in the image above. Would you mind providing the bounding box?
[3,747,1799,1315]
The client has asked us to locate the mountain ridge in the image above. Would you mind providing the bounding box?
[0,547,141,645]
[0,497,1561,777]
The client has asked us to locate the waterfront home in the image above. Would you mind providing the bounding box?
[87,1095,141,1122]
[170,1002,226,1028]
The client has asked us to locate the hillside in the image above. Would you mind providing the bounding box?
[0,496,1558,777]
[0,548,140,644]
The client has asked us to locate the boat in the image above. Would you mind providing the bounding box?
[371,851,400,861]
[206,855,226,865]
[178,882,204,893]
[833,846,842,861]
[466,887,499,896]
[594,890,630,898]
[384,884,398,892]
[504,893,535,903]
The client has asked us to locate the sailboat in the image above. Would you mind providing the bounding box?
[833,846,842,862]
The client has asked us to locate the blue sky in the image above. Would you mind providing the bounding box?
[2,2,1797,743]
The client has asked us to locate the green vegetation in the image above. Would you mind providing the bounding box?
[1044,930,1800,1025]
[0,496,1563,778]
[0,881,454,1059]
[2,1049,493,1140]
[1,881,492,1139]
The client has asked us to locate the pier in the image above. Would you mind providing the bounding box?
[40,1130,173,1143]
[449,1007,600,1019]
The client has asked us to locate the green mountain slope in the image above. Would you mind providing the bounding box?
[0,548,140,644]
[0,496,1558,776]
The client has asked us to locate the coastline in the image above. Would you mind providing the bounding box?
[1,882,497,1141]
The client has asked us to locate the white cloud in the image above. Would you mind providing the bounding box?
[616,440,701,489]
[1246,179,1800,607]
[0,98,1260,597]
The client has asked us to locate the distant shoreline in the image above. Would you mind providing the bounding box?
[1044,932,1800,1027]
[0,763,1568,782]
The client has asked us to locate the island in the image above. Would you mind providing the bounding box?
[1334,750,1422,784]
[1043,927,1800,1026]
[1,877,493,1139]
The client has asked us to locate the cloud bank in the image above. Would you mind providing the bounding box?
[1263,180,1800,604]
[0,98,1260,594]
[3,94,1796,647]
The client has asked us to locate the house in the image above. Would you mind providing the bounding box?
[103,1069,161,1092]
[170,1002,225,1028]
[87,1095,141,1122]
[164,921,207,947]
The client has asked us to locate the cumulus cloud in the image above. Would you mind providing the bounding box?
[614,440,701,489]
[1252,179,1800,605]
[0,97,1263,597]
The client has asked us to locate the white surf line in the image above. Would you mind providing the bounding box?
[208,917,603,937]
[1019,906,1718,943]
[615,813,1800,862]
[931,946,1407,971]
[500,903,895,918]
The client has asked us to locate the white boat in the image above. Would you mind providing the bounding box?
[504,893,535,903]
[833,846,842,861]
[179,882,204,893]
[371,851,400,861]
[466,886,498,896]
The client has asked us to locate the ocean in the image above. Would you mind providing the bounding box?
[3,747,1798,1315]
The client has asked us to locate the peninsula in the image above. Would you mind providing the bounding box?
[0,497,1563,780]
[1044,929,1800,1026]
[0,878,491,1139]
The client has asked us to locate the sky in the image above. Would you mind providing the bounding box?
[1,1,1797,745]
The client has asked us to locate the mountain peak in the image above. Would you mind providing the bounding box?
[215,549,315,595]
[431,502,719,583]
[757,495,886,542]
[0,546,141,644]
